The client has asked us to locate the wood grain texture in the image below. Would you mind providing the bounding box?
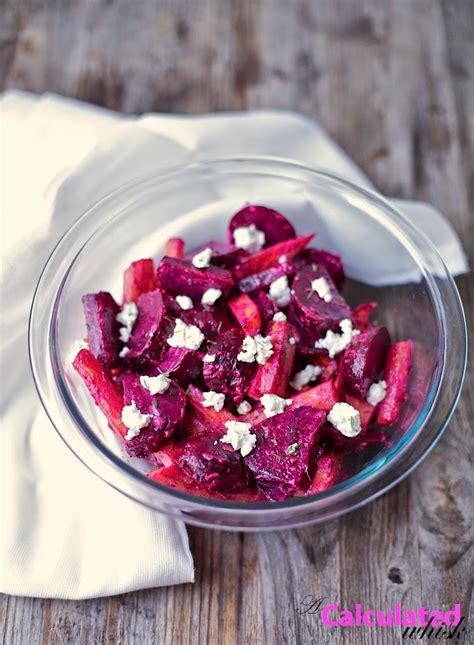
[0,1,472,643]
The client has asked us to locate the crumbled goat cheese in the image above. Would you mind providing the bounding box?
[139,373,171,395]
[314,318,360,358]
[221,420,257,457]
[122,400,151,440]
[327,402,361,437]
[116,302,138,343]
[119,346,130,358]
[203,353,216,363]
[201,287,222,306]
[236,401,252,415]
[289,337,296,345]
[278,254,288,265]
[269,275,291,307]
[176,295,193,310]
[237,334,274,365]
[287,442,299,456]
[167,319,204,350]
[233,224,265,253]
[201,391,226,412]
[290,364,322,391]
[273,312,287,322]
[260,393,292,418]
[311,276,333,303]
[192,247,213,268]
[367,380,387,406]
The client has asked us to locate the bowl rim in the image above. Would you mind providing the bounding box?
[29,156,468,526]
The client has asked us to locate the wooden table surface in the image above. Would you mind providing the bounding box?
[1,1,472,643]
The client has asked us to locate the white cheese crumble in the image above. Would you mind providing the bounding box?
[289,337,296,345]
[311,276,333,303]
[122,400,152,440]
[221,420,257,457]
[278,254,288,265]
[139,373,171,395]
[367,380,387,406]
[327,402,361,437]
[201,390,225,412]
[201,287,222,306]
[166,319,204,350]
[237,334,274,365]
[233,224,265,253]
[192,247,213,269]
[287,442,299,456]
[203,353,216,363]
[176,295,193,310]
[119,346,130,358]
[269,275,291,307]
[260,393,292,418]
[116,302,139,343]
[290,364,322,391]
[272,312,287,322]
[314,319,360,358]
[236,401,252,415]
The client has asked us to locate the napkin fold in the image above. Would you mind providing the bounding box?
[0,90,468,599]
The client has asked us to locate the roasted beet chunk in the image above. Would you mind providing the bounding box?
[126,289,165,363]
[228,293,262,337]
[177,435,249,494]
[295,248,345,291]
[229,204,296,248]
[253,291,279,327]
[303,452,343,495]
[245,406,326,501]
[157,347,202,387]
[237,262,296,295]
[203,329,254,404]
[82,291,120,367]
[248,320,297,400]
[339,325,390,398]
[233,234,314,281]
[186,240,248,269]
[122,259,157,304]
[289,265,351,349]
[164,237,185,258]
[377,340,413,426]
[157,257,234,301]
[73,348,126,437]
[122,373,186,457]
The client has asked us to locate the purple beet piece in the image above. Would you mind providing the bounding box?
[228,204,296,247]
[181,307,233,341]
[287,302,322,354]
[245,406,326,501]
[122,373,186,457]
[339,325,390,398]
[82,291,120,367]
[295,248,345,291]
[186,240,248,269]
[126,289,165,363]
[202,328,254,405]
[237,262,296,294]
[157,347,203,387]
[252,291,279,327]
[291,265,351,339]
[156,257,233,301]
[177,434,249,494]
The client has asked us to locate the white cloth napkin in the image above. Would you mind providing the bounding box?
[0,90,468,600]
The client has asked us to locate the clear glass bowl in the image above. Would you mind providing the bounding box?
[29,158,467,530]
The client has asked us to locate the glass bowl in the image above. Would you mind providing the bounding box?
[29,157,467,530]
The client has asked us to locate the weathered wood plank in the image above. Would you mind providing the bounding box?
[0,0,472,644]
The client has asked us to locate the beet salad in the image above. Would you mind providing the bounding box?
[73,204,413,502]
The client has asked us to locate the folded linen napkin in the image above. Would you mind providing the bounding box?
[0,90,467,599]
